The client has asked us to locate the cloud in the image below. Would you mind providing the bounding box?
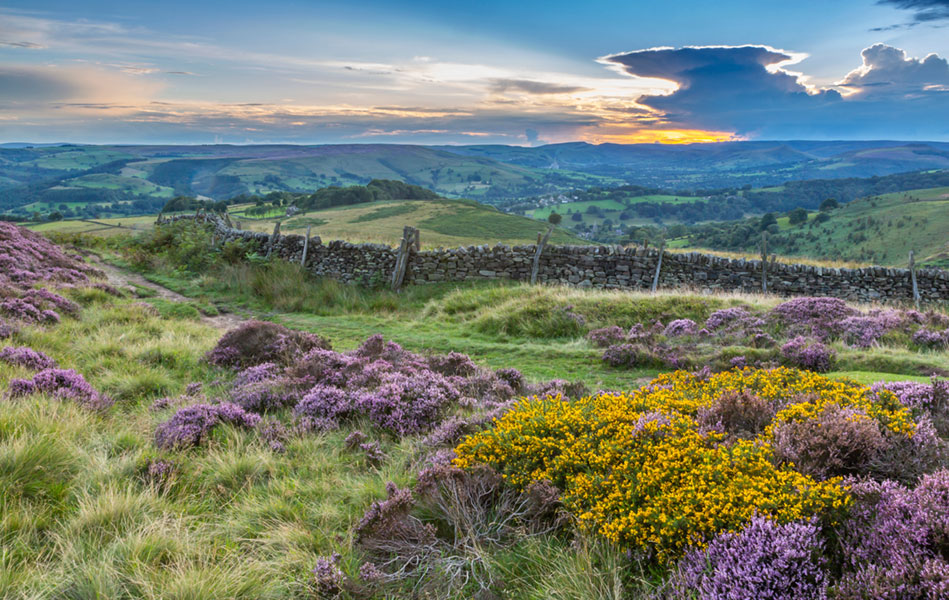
[838,43,949,92]
[877,0,949,22]
[0,40,45,49]
[601,44,948,139]
[490,79,589,94]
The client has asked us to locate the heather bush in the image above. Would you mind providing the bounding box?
[913,328,949,349]
[873,378,949,436]
[425,351,477,377]
[154,402,261,449]
[230,379,296,413]
[355,465,565,593]
[664,318,698,337]
[7,368,110,410]
[294,384,353,424]
[0,318,17,339]
[781,336,835,372]
[770,403,889,480]
[205,320,331,368]
[838,315,892,348]
[258,417,292,453]
[697,390,775,439]
[359,441,387,465]
[494,367,524,393]
[675,516,828,600]
[770,297,857,336]
[587,325,627,348]
[0,346,57,371]
[355,371,461,435]
[833,471,949,599]
[602,343,646,368]
[312,553,346,597]
[705,307,755,331]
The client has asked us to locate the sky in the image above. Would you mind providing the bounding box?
[0,0,947,145]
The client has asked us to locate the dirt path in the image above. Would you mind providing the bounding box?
[89,257,246,330]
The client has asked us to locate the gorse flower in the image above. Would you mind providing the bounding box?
[453,367,877,563]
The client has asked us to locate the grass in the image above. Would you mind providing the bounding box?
[1,285,629,598]
[4,227,949,597]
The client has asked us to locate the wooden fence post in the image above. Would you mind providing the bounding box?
[391,226,416,291]
[760,232,769,293]
[300,225,312,266]
[909,250,921,309]
[265,222,281,259]
[650,240,665,292]
[530,225,554,285]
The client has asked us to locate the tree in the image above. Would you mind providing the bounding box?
[571,212,583,222]
[760,212,777,231]
[819,198,839,211]
[788,207,808,225]
[548,212,562,225]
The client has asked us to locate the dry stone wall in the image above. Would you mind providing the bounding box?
[173,214,949,303]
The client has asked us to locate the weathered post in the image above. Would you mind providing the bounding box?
[300,225,312,266]
[760,232,769,293]
[265,222,281,259]
[530,225,554,285]
[650,240,665,292]
[909,250,921,309]
[391,226,414,291]
[412,228,421,252]
[224,212,233,228]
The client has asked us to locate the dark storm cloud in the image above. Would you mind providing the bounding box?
[602,44,949,139]
[490,79,589,94]
[877,0,949,22]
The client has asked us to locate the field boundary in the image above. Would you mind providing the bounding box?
[166,213,949,303]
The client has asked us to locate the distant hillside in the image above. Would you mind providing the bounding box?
[229,197,584,248]
[435,140,949,189]
[31,196,585,249]
[5,141,949,218]
[678,186,949,267]
[0,144,613,217]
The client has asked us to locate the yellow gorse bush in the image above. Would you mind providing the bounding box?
[454,367,912,563]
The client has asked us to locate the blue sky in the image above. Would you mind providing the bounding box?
[1,0,947,144]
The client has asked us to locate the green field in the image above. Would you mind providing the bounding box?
[32,198,585,248]
[230,198,583,247]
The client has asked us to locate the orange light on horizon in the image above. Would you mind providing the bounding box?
[587,128,740,145]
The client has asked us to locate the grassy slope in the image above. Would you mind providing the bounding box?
[4,230,949,597]
[683,186,949,268]
[230,199,584,248]
[784,186,949,266]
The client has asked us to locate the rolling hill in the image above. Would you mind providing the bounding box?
[5,141,949,220]
[31,197,585,249]
[679,185,949,267]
